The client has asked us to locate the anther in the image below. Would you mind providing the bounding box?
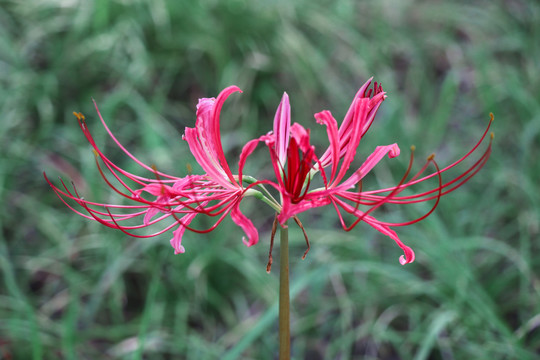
[74,112,86,130]
[73,111,85,121]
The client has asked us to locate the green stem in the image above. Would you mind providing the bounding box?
[279,222,290,360]
[245,189,281,212]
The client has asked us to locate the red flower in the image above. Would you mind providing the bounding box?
[46,80,492,265]
[262,78,493,265]
[45,86,261,254]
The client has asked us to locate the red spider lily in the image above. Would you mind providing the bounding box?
[263,78,493,265]
[44,86,262,254]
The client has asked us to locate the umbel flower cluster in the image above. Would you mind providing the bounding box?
[45,79,493,265]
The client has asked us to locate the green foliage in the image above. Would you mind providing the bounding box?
[1,0,539,358]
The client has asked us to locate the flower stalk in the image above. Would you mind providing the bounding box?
[279,221,290,360]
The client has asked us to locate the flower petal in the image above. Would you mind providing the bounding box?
[195,97,220,163]
[315,110,340,184]
[170,213,198,254]
[331,98,369,186]
[134,183,175,197]
[273,92,291,166]
[144,207,161,226]
[277,196,332,224]
[362,215,415,265]
[363,91,386,135]
[184,127,236,189]
[336,78,373,141]
[230,201,259,247]
[290,123,311,153]
[185,86,243,189]
[338,143,400,190]
[211,86,243,185]
[318,78,386,168]
[238,138,260,185]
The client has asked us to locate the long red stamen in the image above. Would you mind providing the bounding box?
[338,146,416,231]
[293,215,310,260]
[266,214,279,273]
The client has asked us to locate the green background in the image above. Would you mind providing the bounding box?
[1,0,539,359]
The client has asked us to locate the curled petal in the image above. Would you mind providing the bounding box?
[195,97,222,169]
[211,86,243,184]
[196,97,216,125]
[330,198,415,265]
[362,215,415,265]
[231,201,259,247]
[170,213,198,254]
[144,207,161,226]
[238,139,260,185]
[315,110,340,182]
[290,123,311,153]
[187,86,243,188]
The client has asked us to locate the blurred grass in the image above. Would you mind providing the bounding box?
[1,0,539,358]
